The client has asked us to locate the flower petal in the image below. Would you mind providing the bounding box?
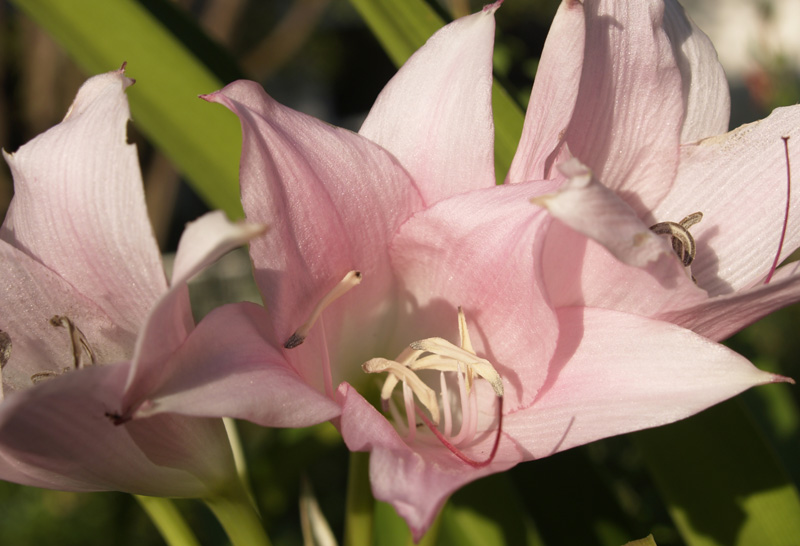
[0,241,134,396]
[504,307,786,458]
[661,261,800,341]
[359,4,498,202]
[204,82,424,388]
[171,210,267,287]
[663,0,730,143]
[0,69,166,334]
[390,181,561,411]
[507,0,585,183]
[121,212,265,415]
[533,159,679,268]
[652,106,800,295]
[541,219,707,317]
[138,302,341,427]
[337,382,522,541]
[0,362,235,497]
[564,0,684,214]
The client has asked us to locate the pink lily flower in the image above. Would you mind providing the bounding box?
[138,0,791,537]
[0,67,265,497]
[517,0,800,343]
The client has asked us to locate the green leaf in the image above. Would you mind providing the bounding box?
[623,535,658,546]
[438,473,545,546]
[633,399,800,546]
[348,0,525,184]
[12,0,244,218]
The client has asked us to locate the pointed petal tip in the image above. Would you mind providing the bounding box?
[482,0,503,14]
[773,374,795,385]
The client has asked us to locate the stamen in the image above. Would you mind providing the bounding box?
[457,306,475,389]
[50,315,96,369]
[285,270,362,349]
[415,397,505,469]
[363,358,440,424]
[649,214,702,267]
[440,372,453,437]
[765,136,792,284]
[409,337,504,397]
[0,330,10,369]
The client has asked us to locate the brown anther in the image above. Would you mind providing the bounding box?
[650,212,703,267]
[50,315,96,369]
[0,330,11,369]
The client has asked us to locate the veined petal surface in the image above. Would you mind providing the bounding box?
[1,69,166,334]
[359,3,498,202]
[564,0,684,216]
[504,307,787,459]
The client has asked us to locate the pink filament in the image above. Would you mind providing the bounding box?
[415,397,504,469]
[765,136,792,284]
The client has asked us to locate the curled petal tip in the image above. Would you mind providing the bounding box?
[774,374,796,385]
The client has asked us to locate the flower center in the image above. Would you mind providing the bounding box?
[649,212,703,282]
[30,315,96,384]
[362,307,504,466]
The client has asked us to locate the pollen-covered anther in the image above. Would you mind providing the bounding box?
[285,270,362,349]
[362,357,440,424]
[409,337,504,397]
[50,315,96,369]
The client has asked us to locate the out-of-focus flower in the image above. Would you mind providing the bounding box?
[0,67,262,497]
[523,0,800,343]
[135,0,791,537]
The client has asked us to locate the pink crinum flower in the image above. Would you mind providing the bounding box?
[135,0,794,537]
[515,0,800,343]
[0,68,264,496]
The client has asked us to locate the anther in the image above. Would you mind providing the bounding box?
[409,338,504,397]
[649,212,703,267]
[285,270,362,349]
[363,357,440,424]
[50,315,96,369]
[0,330,10,369]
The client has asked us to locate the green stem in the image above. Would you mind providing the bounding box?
[344,451,374,546]
[203,485,272,546]
[223,417,256,506]
[134,495,200,546]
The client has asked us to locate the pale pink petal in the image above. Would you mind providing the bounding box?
[0,69,165,334]
[359,4,498,202]
[337,383,522,541]
[660,261,800,341]
[507,0,585,183]
[533,159,680,269]
[0,242,134,396]
[652,106,800,295]
[0,363,235,497]
[389,181,561,412]
[171,211,267,286]
[204,82,424,389]
[663,0,730,142]
[121,211,266,414]
[137,303,341,427]
[564,0,684,215]
[541,220,707,316]
[504,308,786,459]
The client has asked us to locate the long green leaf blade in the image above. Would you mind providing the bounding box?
[12,0,244,217]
